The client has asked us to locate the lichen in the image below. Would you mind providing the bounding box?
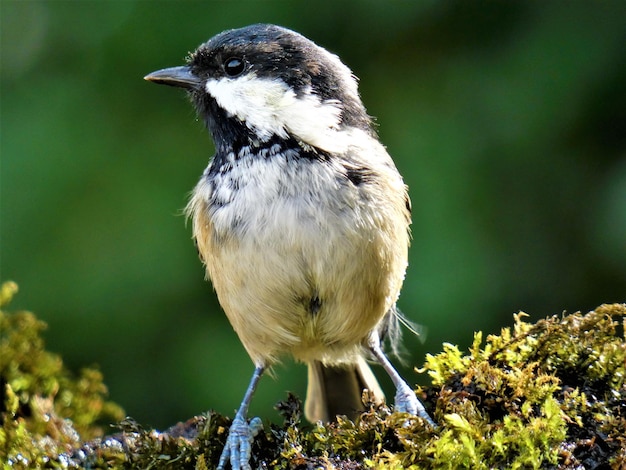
[2,280,624,469]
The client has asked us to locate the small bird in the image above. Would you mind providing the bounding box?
[145,24,435,469]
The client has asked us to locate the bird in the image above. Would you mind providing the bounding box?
[145,23,435,470]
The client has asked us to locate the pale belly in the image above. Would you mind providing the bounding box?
[189,154,409,366]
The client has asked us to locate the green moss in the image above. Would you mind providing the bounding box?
[2,281,625,468]
[0,281,125,468]
[418,305,626,469]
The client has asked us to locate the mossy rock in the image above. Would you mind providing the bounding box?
[1,281,624,469]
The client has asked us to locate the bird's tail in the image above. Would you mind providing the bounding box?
[305,357,385,422]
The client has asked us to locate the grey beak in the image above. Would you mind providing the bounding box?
[144,66,201,90]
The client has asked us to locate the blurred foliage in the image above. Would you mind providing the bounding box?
[1,1,625,429]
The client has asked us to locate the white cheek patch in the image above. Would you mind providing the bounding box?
[205,74,349,153]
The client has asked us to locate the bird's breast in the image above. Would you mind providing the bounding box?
[187,145,409,365]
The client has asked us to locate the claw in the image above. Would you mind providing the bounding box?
[394,382,437,428]
[368,330,437,429]
[394,382,420,414]
[217,415,263,470]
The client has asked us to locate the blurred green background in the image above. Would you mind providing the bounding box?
[2,1,625,430]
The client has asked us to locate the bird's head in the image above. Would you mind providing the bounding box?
[145,24,373,153]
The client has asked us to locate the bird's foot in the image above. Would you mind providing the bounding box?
[394,382,437,428]
[217,415,263,470]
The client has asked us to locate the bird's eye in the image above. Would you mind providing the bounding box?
[224,57,245,77]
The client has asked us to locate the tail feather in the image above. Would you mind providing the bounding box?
[305,357,384,422]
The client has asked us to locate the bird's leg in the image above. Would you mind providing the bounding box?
[367,331,437,428]
[217,365,265,470]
